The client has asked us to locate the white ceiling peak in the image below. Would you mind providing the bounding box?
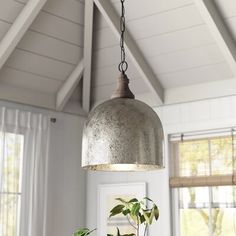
[0,0,48,70]
[194,0,236,77]
[93,0,164,105]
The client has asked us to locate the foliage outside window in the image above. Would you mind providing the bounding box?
[0,132,24,236]
[170,134,236,236]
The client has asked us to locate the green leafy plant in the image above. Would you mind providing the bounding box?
[73,197,159,236]
[73,228,96,236]
[109,197,159,236]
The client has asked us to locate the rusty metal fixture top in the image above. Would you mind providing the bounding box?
[111,73,135,99]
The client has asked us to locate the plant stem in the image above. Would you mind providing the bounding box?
[137,223,139,236]
[126,216,138,230]
[144,225,148,236]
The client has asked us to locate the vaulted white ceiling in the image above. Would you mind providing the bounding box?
[0,0,236,115]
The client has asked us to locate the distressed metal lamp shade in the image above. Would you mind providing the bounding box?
[82,98,164,171]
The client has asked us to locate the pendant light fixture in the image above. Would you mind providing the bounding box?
[82,0,164,171]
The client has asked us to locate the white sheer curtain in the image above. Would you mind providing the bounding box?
[0,106,50,236]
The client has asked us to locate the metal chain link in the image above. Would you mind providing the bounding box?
[118,0,128,73]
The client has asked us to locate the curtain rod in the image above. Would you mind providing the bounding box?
[170,126,236,140]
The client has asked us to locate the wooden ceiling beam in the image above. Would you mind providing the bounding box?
[194,0,236,76]
[0,0,48,70]
[93,0,164,105]
[82,0,94,113]
[56,59,84,111]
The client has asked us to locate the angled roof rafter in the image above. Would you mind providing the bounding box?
[194,0,236,76]
[56,59,84,111]
[0,0,48,70]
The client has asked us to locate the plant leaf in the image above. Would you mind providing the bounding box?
[122,209,130,216]
[142,210,152,225]
[122,234,135,236]
[143,197,153,202]
[128,198,138,203]
[73,228,89,236]
[154,205,159,220]
[109,205,125,217]
[149,208,155,224]
[131,203,140,216]
[115,198,127,204]
[73,228,96,236]
[139,214,146,224]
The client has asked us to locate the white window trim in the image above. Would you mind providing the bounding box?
[171,188,180,236]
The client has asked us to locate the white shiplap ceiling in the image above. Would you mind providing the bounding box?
[0,0,235,114]
[0,0,84,113]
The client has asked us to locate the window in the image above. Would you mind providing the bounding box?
[0,108,50,236]
[170,131,236,236]
[0,132,24,236]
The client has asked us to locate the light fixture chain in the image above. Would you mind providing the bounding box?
[118,0,128,74]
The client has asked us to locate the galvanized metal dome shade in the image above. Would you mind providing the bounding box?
[81,0,164,171]
[82,97,164,171]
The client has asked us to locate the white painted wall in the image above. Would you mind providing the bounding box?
[46,111,86,236]
[86,95,236,236]
[0,100,86,236]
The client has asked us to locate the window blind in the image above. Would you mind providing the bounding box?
[170,175,236,188]
[169,128,236,188]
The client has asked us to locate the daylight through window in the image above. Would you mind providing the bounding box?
[0,132,24,236]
